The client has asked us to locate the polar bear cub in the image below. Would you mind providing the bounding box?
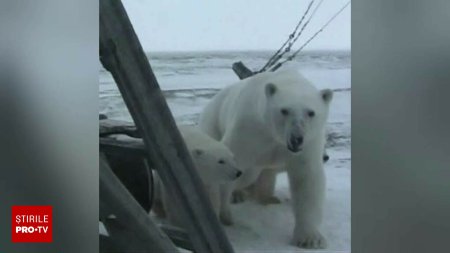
[153,125,242,227]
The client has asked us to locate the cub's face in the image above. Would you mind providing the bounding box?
[264,82,333,154]
[191,147,242,184]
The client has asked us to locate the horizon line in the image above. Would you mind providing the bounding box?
[144,48,351,54]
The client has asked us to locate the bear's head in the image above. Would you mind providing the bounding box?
[262,72,333,154]
[190,146,242,184]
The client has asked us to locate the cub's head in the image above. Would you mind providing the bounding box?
[263,76,333,154]
[190,146,241,184]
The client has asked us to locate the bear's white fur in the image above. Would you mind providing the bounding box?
[153,125,241,227]
[199,69,332,248]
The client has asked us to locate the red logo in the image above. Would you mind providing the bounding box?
[11,206,52,243]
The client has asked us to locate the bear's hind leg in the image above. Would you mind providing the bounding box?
[231,189,248,203]
[249,168,281,205]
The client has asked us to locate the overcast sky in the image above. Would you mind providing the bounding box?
[122,0,350,52]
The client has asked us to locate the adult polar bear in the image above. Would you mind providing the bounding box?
[199,68,332,249]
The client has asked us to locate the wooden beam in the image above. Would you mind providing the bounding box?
[99,1,235,252]
[100,156,178,252]
[100,119,141,138]
[100,137,146,157]
[99,235,119,253]
[232,61,254,79]
[99,114,108,120]
[160,224,194,251]
[101,151,192,250]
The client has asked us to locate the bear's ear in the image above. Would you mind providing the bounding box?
[192,149,203,156]
[320,89,333,103]
[265,83,277,98]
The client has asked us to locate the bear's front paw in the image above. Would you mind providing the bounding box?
[292,225,327,249]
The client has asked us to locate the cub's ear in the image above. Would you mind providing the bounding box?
[265,83,277,98]
[320,89,333,103]
[192,149,203,156]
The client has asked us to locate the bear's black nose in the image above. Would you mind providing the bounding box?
[236,171,242,178]
[290,136,303,146]
[288,135,303,152]
[323,155,329,162]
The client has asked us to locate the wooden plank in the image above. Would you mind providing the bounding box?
[101,151,191,250]
[99,235,120,253]
[100,137,146,157]
[160,224,194,251]
[99,114,108,120]
[100,156,178,252]
[99,1,235,252]
[103,218,196,252]
[232,61,254,79]
[102,220,194,252]
[100,119,141,138]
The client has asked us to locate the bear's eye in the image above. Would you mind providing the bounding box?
[307,110,315,118]
[280,108,289,116]
[218,159,225,164]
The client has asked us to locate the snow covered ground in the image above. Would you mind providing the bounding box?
[100,51,350,252]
